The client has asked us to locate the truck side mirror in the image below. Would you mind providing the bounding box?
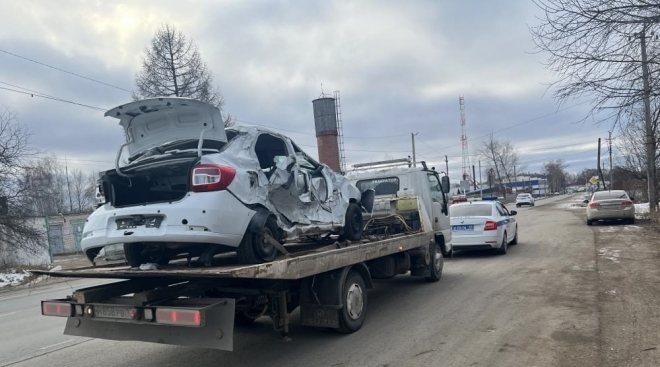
[441,176,450,194]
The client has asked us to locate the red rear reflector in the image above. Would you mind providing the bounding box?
[622,201,633,206]
[155,308,202,326]
[588,202,600,209]
[191,165,236,192]
[42,302,73,317]
[484,221,497,231]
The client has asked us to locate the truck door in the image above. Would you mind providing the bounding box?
[426,173,450,233]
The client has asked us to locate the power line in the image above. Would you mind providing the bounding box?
[0,85,107,111]
[0,48,133,93]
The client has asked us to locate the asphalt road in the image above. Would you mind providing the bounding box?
[1,194,605,367]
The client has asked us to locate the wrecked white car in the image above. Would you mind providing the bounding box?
[82,98,371,266]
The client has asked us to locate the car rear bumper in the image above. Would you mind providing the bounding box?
[452,232,501,249]
[587,208,634,220]
[81,191,255,254]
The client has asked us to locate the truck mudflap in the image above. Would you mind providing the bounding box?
[61,298,236,351]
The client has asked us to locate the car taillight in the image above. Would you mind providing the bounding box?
[622,201,633,207]
[588,202,601,209]
[191,165,236,192]
[155,308,202,326]
[484,220,497,231]
[42,301,73,317]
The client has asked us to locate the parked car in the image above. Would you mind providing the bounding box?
[584,190,635,225]
[516,193,534,207]
[83,98,370,266]
[449,201,518,255]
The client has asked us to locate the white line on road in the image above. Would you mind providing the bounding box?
[39,339,75,350]
[0,311,18,318]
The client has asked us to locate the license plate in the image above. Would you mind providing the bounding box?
[452,225,474,231]
[94,305,134,319]
[116,215,163,230]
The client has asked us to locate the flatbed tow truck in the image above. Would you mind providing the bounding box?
[32,209,443,351]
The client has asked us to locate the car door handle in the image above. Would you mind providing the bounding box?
[435,217,438,223]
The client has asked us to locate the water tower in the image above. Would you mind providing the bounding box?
[312,96,342,172]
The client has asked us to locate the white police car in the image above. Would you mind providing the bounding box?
[449,201,518,255]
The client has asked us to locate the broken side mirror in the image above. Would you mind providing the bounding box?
[441,176,450,194]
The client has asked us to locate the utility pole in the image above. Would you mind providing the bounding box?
[514,165,517,193]
[445,155,449,177]
[607,130,613,191]
[479,160,483,199]
[65,154,73,213]
[411,133,418,167]
[472,165,477,190]
[597,138,604,191]
[639,27,657,210]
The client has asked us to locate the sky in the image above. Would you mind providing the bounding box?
[0,0,615,183]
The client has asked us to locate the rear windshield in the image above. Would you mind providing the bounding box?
[593,191,628,200]
[518,194,531,198]
[450,204,493,217]
[356,177,400,196]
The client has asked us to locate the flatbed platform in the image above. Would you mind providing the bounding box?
[32,232,432,281]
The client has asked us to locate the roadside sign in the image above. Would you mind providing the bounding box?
[589,176,599,185]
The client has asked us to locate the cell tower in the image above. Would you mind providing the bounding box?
[334,90,347,173]
[459,96,470,181]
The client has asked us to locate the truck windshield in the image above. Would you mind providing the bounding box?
[450,204,493,217]
[356,177,400,196]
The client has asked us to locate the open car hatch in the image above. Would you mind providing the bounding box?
[105,97,227,157]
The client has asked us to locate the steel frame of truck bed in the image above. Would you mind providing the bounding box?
[34,202,442,351]
[32,231,433,281]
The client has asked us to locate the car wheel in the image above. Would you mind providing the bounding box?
[336,270,368,333]
[510,228,518,245]
[341,203,363,241]
[425,241,444,282]
[497,233,508,255]
[516,204,521,208]
[237,217,280,264]
[587,219,593,226]
[123,243,171,267]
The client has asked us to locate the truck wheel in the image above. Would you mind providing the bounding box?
[425,242,444,282]
[123,243,171,267]
[587,219,593,226]
[341,203,363,241]
[237,217,279,264]
[497,233,508,255]
[337,270,368,333]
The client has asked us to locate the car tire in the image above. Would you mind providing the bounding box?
[337,270,368,333]
[123,243,171,267]
[341,203,364,241]
[516,204,521,208]
[587,219,593,226]
[237,217,280,264]
[497,233,508,255]
[425,241,444,282]
[510,229,518,245]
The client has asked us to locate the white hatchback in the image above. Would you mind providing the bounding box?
[450,201,518,255]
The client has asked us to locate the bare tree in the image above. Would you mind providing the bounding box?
[543,159,568,193]
[479,134,523,198]
[69,169,95,213]
[530,0,660,209]
[26,155,68,216]
[0,108,45,259]
[133,24,233,127]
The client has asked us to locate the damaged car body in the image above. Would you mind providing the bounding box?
[82,98,370,266]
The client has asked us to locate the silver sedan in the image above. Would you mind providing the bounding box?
[585,190,635,225]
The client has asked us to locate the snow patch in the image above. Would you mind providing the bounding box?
[599,247,621,263]
[606,289,617,295]
[598,226,617,233]
[0,270,30,287]
[557,203,586,210]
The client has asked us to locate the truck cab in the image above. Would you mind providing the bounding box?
[347,159,453,257]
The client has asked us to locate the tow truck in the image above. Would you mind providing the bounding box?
[33,160,450,351]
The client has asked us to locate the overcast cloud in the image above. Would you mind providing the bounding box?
[0,0,613,181]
